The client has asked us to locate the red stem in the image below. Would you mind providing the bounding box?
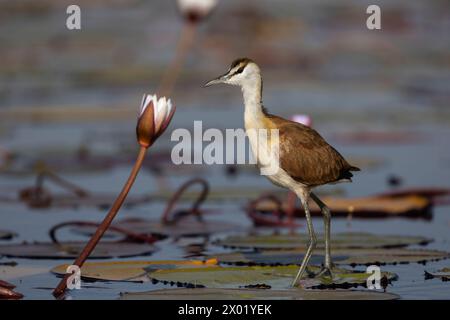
[52,146,147,298]
[158,20,197,97]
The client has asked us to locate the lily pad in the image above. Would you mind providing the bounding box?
[208,248,449,267]
[424,267,450,281]
[0,230,16,240]
[252,195,431,219]
[146,265,398,289]
[0,242,156,259]
[214,232,432,250]
[120,288,399,300]
[72,217,240,238]
[51,259,218,282]
[0,265,49,281]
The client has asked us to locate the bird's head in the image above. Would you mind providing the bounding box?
[205,58,261,88]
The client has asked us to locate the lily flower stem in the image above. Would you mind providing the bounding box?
[53,146,147,298]
[158,20,197,96]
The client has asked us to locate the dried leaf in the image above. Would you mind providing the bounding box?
[51,259,219,282]
[254,195,431,219]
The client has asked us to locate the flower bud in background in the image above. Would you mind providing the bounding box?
[136,94,175,148]
[176,0,218,22]
[290,114,312,127]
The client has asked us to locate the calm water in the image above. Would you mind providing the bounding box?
[0,119,449,300]
[0,0,449,300]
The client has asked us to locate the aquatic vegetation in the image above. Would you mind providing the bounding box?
[51,259,219,282]
[208,248,450,267]
[214,232,432,250]
[0,242,157,260]
[52,95,175,297]
[0,230,16,240]
[59,178,241,238]
[120,287,399,300]
[0,280,23,300]
[425,268,450,282]
[144,265,398,290]
[248,193,432,224]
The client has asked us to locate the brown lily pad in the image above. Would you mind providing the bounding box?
[214,232,432,250]
[146,265,398,290]
[0,242,156,259]
[208,248,449,267]
[252,195,432,219]
[0,286,23,300]
[120,287,399,300]
[51,259,219,282]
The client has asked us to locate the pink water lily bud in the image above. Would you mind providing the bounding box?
[176,0,218,22]
[136,94,175,148]
[291,114,312,127]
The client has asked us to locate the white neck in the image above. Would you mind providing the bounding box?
[241,76,264,130]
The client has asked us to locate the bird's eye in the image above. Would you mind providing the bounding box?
[235,66,245,74]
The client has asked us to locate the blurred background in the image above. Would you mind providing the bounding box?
[1,0,449,187]
[0,0,449,299]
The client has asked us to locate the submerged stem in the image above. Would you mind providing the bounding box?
[52,146,147,298]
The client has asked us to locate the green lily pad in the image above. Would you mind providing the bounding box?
[51,259,219,282]
[0,230,16,240]
[120,288,399,300]
[209,248,449,267]
[214,232,432,250]
[425,267,450,281]
[146,265,398,289]
[0,242,156,259]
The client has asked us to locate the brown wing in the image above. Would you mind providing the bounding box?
[269,115,359,186]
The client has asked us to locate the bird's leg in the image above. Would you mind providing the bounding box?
[311,192,334,279]
[291,192,317,287]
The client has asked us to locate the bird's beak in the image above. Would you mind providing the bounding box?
[204,74,228,87]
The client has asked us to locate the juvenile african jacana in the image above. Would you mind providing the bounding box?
[206,58,360,286]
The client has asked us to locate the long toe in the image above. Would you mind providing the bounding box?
[305,267,316,278]
[315,267,334,280]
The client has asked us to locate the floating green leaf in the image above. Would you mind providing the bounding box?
[209,248,449,267]
[0,242,156,259]
[214,232,432,250]
[51,259,219,282]
[120,287,399,300]
[146,265,398,289]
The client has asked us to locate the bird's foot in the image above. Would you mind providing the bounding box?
[305,267,316,278]
[313,264,335,279]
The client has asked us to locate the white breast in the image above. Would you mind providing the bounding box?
[245,123,302,191]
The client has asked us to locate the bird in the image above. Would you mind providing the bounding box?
[205,58,360,286]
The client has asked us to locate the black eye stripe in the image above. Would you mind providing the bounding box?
[232,65,245,76]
